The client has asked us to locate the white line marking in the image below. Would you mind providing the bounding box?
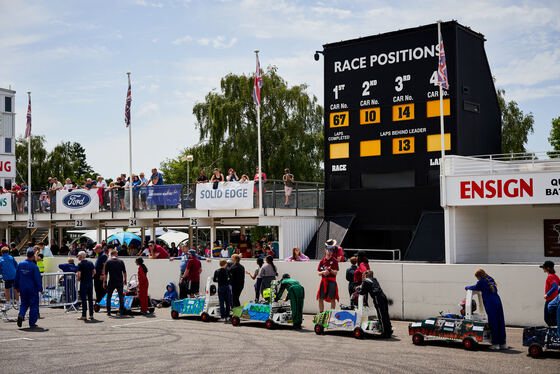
[111,319,173,328]
[0,337,34,342]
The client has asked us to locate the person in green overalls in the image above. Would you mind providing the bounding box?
[275,274,305,329]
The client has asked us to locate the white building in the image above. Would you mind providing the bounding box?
[0,87,16,189]
[443,153,560,264]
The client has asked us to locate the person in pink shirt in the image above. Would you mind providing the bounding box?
[253,167,267,207]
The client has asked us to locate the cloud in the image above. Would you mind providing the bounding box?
[197,36,237,49]
[172,35,193,45]
[135,0,164,8]
[0,34,45,48]
[494,50,560,87]
[137,102,160,117]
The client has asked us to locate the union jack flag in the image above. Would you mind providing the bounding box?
[125,77,131,127]
[437,28,449,90]
[252,54,263,107]
[25,94,31,138]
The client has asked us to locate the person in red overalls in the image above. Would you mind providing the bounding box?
[317,246,339,312]
[136,257,149,315]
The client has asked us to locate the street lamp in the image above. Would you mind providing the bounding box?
[181,155,194,187]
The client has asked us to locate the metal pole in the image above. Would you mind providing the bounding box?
[255,50,263,216]
[438,21,447,208]
[27,92,32,222]
[127,72,134,218]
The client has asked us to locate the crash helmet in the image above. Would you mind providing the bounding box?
[262,287,271,299]
[128,279,138,289]
[459,298,477,316]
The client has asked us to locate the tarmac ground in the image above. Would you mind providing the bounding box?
[0,307,559,373]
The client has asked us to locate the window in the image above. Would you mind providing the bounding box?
[4,97,12,112]
[4,179,11,190]
[361,170,415,189]
[5,138,11,153]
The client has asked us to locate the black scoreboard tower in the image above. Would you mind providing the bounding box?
[321,21,501,261]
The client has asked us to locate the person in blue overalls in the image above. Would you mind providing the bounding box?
[14,248,44,328]
[465,268,508,350]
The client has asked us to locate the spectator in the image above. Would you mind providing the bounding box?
[50,239,60,256]
[226,168,238,182]
[103,250,127,316]
[49,177,63,211]
[210,168,224,189]
[118,242,129,257]
[154,282,177,308]
[149,168,163,185]
[285,247,310,262]
[10,242,19,257]
[258,255,277,297]
[226,242,235,257]
[540,261,560,327]
[63,178,73,190]
[182,250,202,298]
[317,246,339,312]
[246,257,264,302]
[11,183,24,213]
[196,171,208,184]
[0,247,19,311]
[58,257,78,273]
[76,251,95,320]
[15,248,43,328]
[96,176,107,210]
[136,257,150,315]
[84,178,94,190]
[213,259,232,323]
[168,242,178,258]
[253,167,267,206]
[346,256,358,298]
[220,246,229,258]
[354,251,370,288]
[131,174,141,210]
[253,242,264,258]
[59,241,69,255]
[39,188,49,212]
[70,243,79,256]
[148,240,169,259]
[325,238,345,262]
[139,172,148,210]
[115,176,126,210]
[283,168,295,207]
[229,254,245,308]
[93,244,107,303]
[38,241,53,258]
[170,244,207,298]
[240,174,249,183]
[236,234,252,258]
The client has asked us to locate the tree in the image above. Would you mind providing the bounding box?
[497,88,534,154]
[15,135,50,189]
[161,66,324,184]
[548,116,560,157]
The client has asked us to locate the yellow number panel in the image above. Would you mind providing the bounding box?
[329,111,349,128]
[360,140,381,157]
[392,137,415,154]
[360,107,381,125]
[426,133,451,152]
[392,103,414,121]
[426,99,450,118]
[330,142,349,159]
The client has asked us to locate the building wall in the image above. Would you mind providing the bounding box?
[41,257,548,326]
[278,217,321,259]
[487,205,560,264]
[453,206,488,263]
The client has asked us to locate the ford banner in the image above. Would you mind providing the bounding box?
[56,189,99,214]
[146,184,182,206]
[196,181,254,210]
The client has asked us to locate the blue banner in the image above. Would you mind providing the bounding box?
[146,184,181,206]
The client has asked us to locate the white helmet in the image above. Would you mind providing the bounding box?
[128,280,138,289]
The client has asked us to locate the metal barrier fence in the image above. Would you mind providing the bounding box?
[40,272,79,312]
[8,179,324,217]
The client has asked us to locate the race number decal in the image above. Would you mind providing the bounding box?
[393,137,415,154]
[392,103,414,121]
[329,111,349,128]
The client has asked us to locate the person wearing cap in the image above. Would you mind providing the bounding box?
[275,274,305,329]
[226,168,238,182]
[317,245,339,312]
[325,239,344,263]
[182,249,202,298]
[14,248,44,328]
[170,244,207,299]
[76,251,95,320]
[93,244,108,302]
[541,261,560,327]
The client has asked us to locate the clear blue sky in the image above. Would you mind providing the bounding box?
[2,0,559,178]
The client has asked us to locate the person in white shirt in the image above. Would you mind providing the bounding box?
[64,178,73,190]
[38,241,53,258]
[139,172,149,210]
[221,247,229,258]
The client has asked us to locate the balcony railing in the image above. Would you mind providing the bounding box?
[5,179,324,219]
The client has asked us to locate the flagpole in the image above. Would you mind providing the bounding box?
[437,20,447,208]
[27,92,32,222]
[127,72,134,220]
[255,50,263,216]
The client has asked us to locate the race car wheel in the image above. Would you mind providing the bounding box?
[201,312,209,322]
[354,328,364,339]
[412,333,424,345]
[231,316,240,326]
[314,324,324,335]
[528,343,542,358]
[93,304,100,313]
[462,337,476,350]
[265,319,274,330]
[171,310,179,319]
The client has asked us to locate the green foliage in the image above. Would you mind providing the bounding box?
[548,116,560,157]
[161,66,324,184]
[16,136,97,189]
[497,88,534,153]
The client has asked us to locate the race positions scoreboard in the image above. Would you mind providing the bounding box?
[321,21,501,261]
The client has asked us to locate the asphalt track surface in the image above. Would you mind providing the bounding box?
[1,307,558,373]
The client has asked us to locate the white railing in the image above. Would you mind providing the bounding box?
[444,152,560,176]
